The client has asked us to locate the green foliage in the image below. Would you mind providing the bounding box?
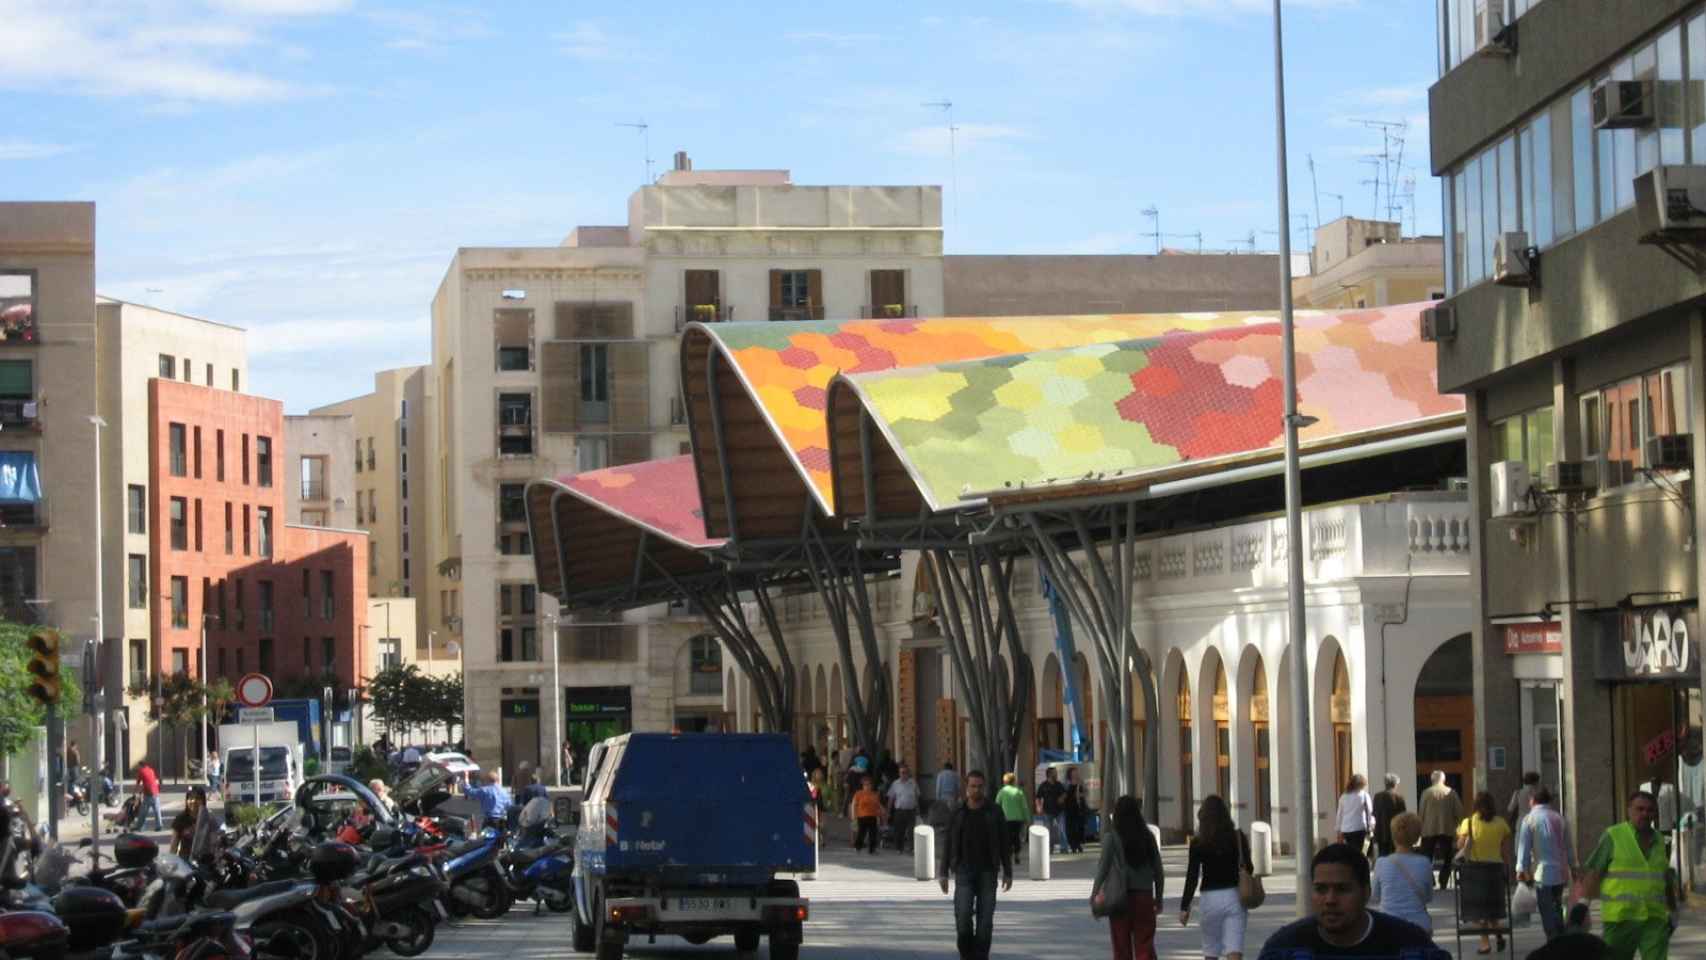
[364,665,463,739]
[227,802,278,828]
[0,622,84,756]
[304,755,320,776]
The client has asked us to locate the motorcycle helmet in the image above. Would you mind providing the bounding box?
[112,833,158,870]
[52,886,127,951]
[308,841,360,884]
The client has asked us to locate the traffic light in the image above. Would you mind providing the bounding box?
[25,628,60,707]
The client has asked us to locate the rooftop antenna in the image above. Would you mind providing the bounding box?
[615,121,652,186]
[923,100,958,230]
[1307,153,1322,226]
[1140,205,1161,253]
[1352,118,1409,225]
[1360,155,1383,219]
[1323,192,1346,220]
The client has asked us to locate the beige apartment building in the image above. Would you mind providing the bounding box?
[314,367,443,663]
[1292,216,1445,309]
[421,161,944,779]
[283,415,357,531]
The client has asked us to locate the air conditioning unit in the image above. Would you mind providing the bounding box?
[1493,231,1535,286]
[1635,165,1706,239]
[1420,303,1457,343]
[1475,3,1514,57]
[1592,79,1654,129]
[1490,460,1532,518]
[1542,458,1600,493]
[1647,433,1693,470]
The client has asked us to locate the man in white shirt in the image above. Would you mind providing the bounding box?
[887,764,921,853]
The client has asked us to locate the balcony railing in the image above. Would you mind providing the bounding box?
[0,498,47,530]
[300,480,326,501]
[0,398,39,430]
[861,304,918,319]
[674,304,731,332]
[768,305,825,322]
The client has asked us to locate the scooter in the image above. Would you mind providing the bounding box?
[439,827,512,920]
[342,851,446,957]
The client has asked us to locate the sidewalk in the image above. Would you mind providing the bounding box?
[47,779,209,851]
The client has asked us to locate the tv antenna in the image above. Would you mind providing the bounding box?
[1308,153,1322,225]
[616,121,652,186]
[1141,205,1161,254]
[1322,192,1346,220]
[923,100,958,229]
[1351,118,1409,226]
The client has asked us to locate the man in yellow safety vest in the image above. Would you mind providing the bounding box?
[1581,789,1678,960]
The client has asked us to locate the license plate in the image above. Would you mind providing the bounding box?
[674,897,727,913]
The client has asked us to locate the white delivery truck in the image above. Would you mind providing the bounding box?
[218,720,304,810]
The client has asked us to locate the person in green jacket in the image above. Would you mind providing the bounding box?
[995,772,1030,861]
[1581,789,1677,960]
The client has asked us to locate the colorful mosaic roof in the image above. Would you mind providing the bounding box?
[699,313,1275,511]
[556,455,719,549]
[831,305,1463,511]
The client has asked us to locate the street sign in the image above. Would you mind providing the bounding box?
[236,673,273,708]
[238,707,275,724]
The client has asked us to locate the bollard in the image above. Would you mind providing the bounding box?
[1028,825,1051,881]
[1250,822,1273,877]
[803,810,819,881]
[914,826,935,880]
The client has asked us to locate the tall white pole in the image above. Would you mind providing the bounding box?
[200,618,208,771]
[550,614,562,785]
[1271,0,1317,914]
[88,415,106,867]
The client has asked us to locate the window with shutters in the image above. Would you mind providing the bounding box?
[495,309,533,371]
[170,497,188,550]
[128,554,147,608]
[580,344,609,421]
[682,270,723,327]
[171,576,188,628]
[867,269,907,318]
[769,269,823,321]
[497,393,534,456]
[159,355,175,379]
[169,423,187,476]
[0,360,33,426]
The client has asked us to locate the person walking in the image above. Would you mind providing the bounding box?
[1371,811,1435,934]
[1257,844,1450,959]
[1094,795,1164,960]
[560,741,575,787]
[938,770,1012,960]
[1580,789,1677,960]
[1516,785,1576,942]
[66,741,81,775]
[1372,773,1407,860]
[1035,766,1068,853]
[935,761,961,817]
[886,764,920,853]
[1507,770,1540,828]
[852,775,884,855]
[204,753,221,795]
[171,787,207,858]
[1063,767,1088,854]
[1456,790,1514,955]
[1335,773,1375,857]
[1419,770,1464,889]
[1180,795,1254,960]
[995,773,1029,861]
[135,761,164,830]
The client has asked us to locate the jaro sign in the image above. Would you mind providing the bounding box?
[1600,605,1700,681]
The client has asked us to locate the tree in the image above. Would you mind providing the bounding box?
[362,666,462,743]
[129,671,206,783]
[0,621,83,758]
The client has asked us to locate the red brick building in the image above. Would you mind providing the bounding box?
[148,379,368,691]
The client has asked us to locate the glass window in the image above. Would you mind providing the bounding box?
[127,555,146,609]
[1499,135,1519,239]
[171,576,188,628]
[1636,41,1661,177]
[256,436,272,487]
[159,355,175,379]
[321,570,334,620]
[1659,27,1686,165]
[127,484,146,534]
[1583,363,1691,488]
[1530,113,1555,245]
[1466,154,1485,285]
[1452,171,1468,291]
[169,423,187,476]
[579,345,609,405]
[499,483,526,523]
[1481,144,1500,277]
[169,497,187,550]
[258,507,272,557]
[1573,86,1596,228]
[1520,125,1537,246]
[1615,58,1638,212]
[1550,98,1576,238]
[1690,15,1706,162]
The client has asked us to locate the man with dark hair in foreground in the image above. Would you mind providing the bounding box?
[1258,843,1449,959]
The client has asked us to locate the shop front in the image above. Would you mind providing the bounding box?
[563,685,632,784]
[1500,621,1565,814]
[1596,602,1705,893]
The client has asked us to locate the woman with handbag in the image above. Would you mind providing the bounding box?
[1456,790,1515,955]
[1092,794,1164,960]
[1180,795,1255,960]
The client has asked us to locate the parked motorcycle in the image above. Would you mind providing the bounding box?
[439,828,511,920]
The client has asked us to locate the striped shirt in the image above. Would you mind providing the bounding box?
[1516,803,1575,887]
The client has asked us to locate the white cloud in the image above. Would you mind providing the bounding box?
[0,140,73,160]
[0,1,336,103]
[555,22,618,60]
[893,123,1029,158]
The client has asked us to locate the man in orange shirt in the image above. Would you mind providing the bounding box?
[853,775,885,855]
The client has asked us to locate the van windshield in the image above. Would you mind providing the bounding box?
[226,746,291,780]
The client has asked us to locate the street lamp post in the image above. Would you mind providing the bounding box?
[1270,0,1318,913]
[88,415,106,866]
[200,614,214,771]
[544,613,563,786]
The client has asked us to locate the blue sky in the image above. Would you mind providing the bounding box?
[1,0,1440,413]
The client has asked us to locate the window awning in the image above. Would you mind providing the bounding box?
[0,451,41,503]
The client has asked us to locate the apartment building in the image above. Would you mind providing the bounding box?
[426,161,944,779]
[942,252,1281,316]
[95,297,247,769]
[283,415,357,531]
[1430,0,1706,890]
[1291,216,1445,309]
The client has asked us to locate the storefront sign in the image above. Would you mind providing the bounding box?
[1642,725,1687,767]
[501,699,538,718]
[1503,622,1562,655]
[564,685,631,717]
[1598,604,1700,681]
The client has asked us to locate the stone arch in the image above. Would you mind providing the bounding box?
[1160,648,1193,836]
[1039,652,1064,755]
[1274,644,1298,850]
[1127,651,1150,802]
[1235,645,1271,828]
[1413,633,1475,803]
[1072,651,1095,761]
[1314,636,1351,816]
[1196,646,1229,808]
